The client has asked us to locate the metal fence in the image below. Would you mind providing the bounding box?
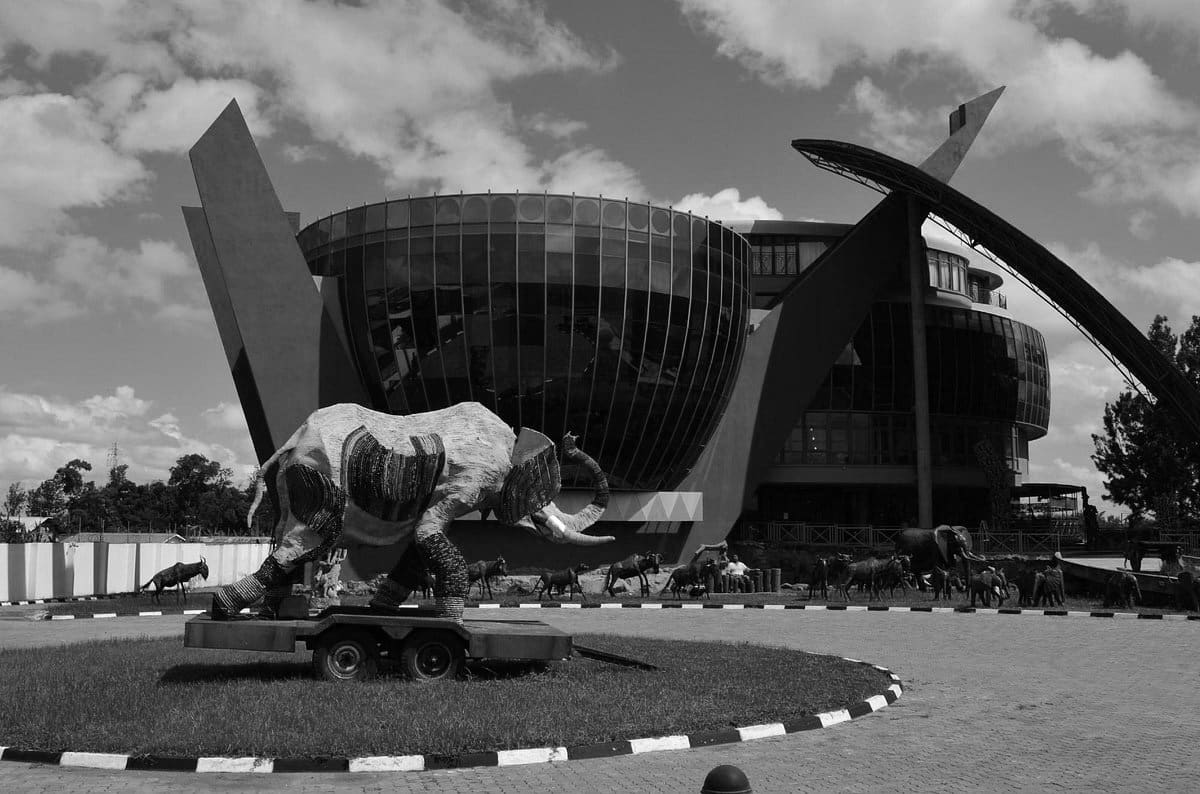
[738,521,1101,555]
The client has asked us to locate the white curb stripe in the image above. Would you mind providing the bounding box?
[517,603,541,609]
[138,611,162,617]
[476,603,501,609]
[722,604,744,610]
[763,604,785,610]
[681,603,702,609]
[888,684,903,698]
[497,746,568,765]
[737,723,785,741]
[818,709,851,728]
[865,695,889,711]
[599,603,622,609]
[348,755,424,772]
[639,603,662,609]
[60,751,128,770]
[196,756,273,773]
[50,614,75,620]
[183,609,204,615]
[629,735,690,753]
[558,603,581,609]
[93,613,117,619]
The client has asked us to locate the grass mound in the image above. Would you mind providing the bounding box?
[0,634,890,758]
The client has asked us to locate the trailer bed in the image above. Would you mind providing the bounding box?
[184,606,572,661]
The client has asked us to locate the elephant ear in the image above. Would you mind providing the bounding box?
[497,428,561,525]
[933,525,952,563]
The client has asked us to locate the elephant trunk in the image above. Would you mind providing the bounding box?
[557,435,609,535]
[527,436,614,545]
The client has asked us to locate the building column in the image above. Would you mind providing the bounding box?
[907,197,934,528]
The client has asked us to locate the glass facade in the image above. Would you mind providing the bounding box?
[297,193,753,491]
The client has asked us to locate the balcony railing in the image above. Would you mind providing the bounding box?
[969,284,1007,309]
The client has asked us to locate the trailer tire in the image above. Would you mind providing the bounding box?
[401,630,464,682]
[314,631,379,682]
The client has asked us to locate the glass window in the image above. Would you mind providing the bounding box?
[574,198,600,226]
[435,197,461,224]
[410,197,435,227]
[518,195,544,223]
[602,200,626,228]
[330,211,346,240]
[627,203,648,231]
[547,195,572,223]
[347,207,366,236]
[489,194,516,223]
[651,208,671,235]
[461,195,488,223]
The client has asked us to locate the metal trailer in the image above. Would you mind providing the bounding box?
[184,605,572,682]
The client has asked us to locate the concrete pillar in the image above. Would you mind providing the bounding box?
[907,197,934,528]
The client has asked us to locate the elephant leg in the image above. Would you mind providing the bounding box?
[370,543,428,611]
[212,465,345,620]
[413,520,469,621]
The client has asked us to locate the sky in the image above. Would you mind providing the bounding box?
[1,0,1198,518]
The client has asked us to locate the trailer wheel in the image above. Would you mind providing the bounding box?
[401,630,464,682]
[314,631,378,682]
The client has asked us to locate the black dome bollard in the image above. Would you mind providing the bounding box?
[701,763,752,794]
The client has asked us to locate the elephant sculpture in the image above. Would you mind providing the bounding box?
[211,402,614,621]
[1103,571,1141,608]
[894,525,987,581]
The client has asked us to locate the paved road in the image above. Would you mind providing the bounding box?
[1,609,1197,793]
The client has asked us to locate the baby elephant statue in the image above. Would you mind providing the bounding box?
[1103,571,1141,609]
[969,568,1010,607]
[211,402,614,622]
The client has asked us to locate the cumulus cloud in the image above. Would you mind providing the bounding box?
[675,188,784,221]
[0,234,202,322]
[0,93,147,247]
[201,402,249,433]
[679,0,1200,216]
[0,386,255,490]
[113,76,272,153]
[1128,209,1156,240]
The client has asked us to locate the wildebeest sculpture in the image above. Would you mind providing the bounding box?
[140,558,209,604]
[534,563,591,600]
[603,552,662,596]
[467,556,507,599]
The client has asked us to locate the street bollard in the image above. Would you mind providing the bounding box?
[701,763,753,793]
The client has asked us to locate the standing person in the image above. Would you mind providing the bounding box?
[1083,496,1100,551]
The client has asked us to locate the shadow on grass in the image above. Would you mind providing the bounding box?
[160,661,312,685]
[159,658,568,685]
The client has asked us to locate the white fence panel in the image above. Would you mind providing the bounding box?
[0,541,275,601]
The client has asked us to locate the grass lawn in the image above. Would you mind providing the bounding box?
[0,633,890,758]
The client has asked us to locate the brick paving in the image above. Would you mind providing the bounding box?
[1,609,1197,793]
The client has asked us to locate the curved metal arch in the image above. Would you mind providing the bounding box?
[791,138,1200,441]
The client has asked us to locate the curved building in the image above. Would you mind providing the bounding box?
[188,93,1157,565]
[735,221,1049,525]
[295,193,752,491]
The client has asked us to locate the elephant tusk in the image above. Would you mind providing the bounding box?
[559,530,617,546]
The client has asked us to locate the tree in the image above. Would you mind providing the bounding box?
[1092,315,1200,524]
[3,482,26,519]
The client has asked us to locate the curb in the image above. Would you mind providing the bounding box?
[0,661,901,774]
[29,602,1200,620]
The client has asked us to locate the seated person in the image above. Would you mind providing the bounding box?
[724,554,749,592]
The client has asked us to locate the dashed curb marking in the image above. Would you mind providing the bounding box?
[23,602,1200,620]
[0,660,903,774]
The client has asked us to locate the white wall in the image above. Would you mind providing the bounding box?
[0,542,271,602]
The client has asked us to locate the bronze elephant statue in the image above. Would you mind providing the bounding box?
[894,525,987,581]
[212,402,613,621]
